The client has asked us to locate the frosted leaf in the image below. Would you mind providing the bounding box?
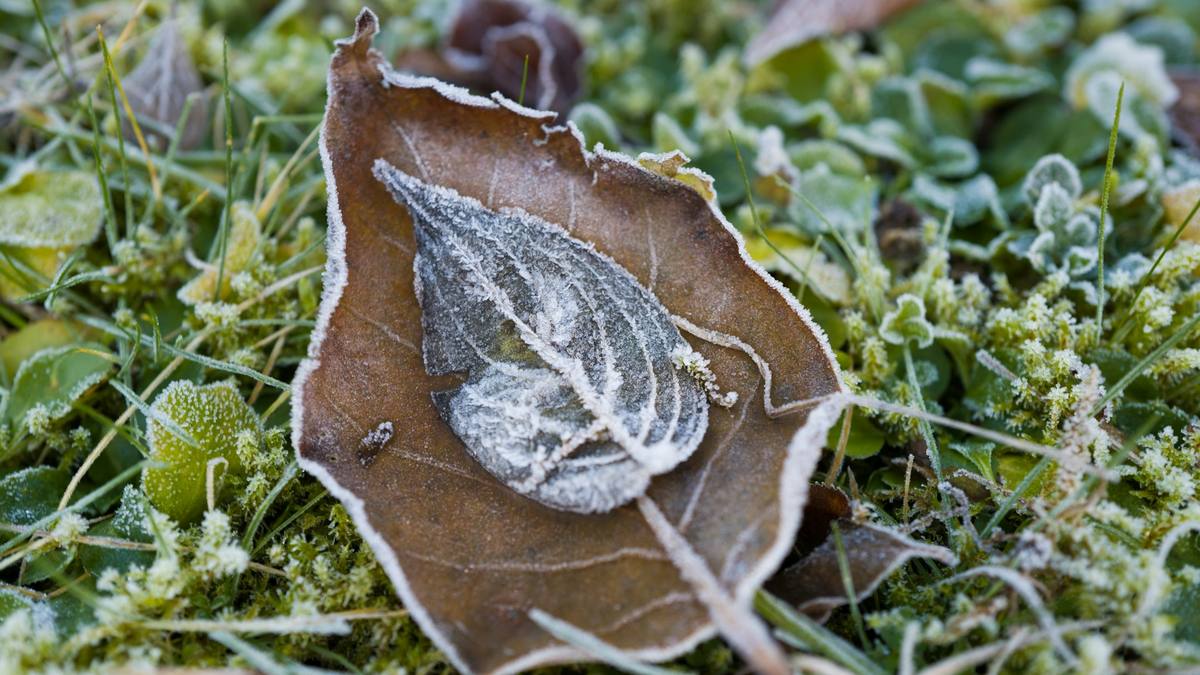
[1034,182,1075,231]
[373,160,709,514]
[5,344,113,429]
[143,380,261,523]
[1064,32,1177,111]
[0,169,101,248]
[1022,154,1082,206]
[123,19,208,151]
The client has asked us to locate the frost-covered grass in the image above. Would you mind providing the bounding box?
[1,0,1200,672]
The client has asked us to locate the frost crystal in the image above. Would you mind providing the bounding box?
[374,160,709,513]
[671,345,738,408]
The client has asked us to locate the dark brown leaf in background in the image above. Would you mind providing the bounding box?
[124,19,207,151]
[445,0,583,113]
[293,8,845,673]
[745,0,925,66]
[1170,71,1200,155]
[768,517,956,622]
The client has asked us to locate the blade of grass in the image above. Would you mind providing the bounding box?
[1095,81,1124,332]
[99,28,162,206]
[253,488,328,554]
[31,0,71,90]
[518,54,530,107]
[903,345,943,485]
[79,315,289,390]
[241,461,299,551]
[979,456,1049,538]
[756,591,885,675]
[832,523,870,649]
[215,38,235,301]
[97,27,135,240]
[109,379,200,448]
[1091,309,1200,415]
[730,132,827,299]
[529,609,680,675]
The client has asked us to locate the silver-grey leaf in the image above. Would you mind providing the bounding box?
[372,159,709,514]
[124,20,207,151]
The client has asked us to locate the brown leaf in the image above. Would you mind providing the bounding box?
[745,0,925,66]
[1170,71,1200,156]
[124,19,207,151]
[443,0,584,113]
[293,9,843,674]
[874,198,925,275]
[768,518,956,622]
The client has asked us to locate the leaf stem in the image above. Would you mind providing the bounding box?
[637,495,791,675]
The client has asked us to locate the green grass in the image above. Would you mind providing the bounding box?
[1,0,1200,673]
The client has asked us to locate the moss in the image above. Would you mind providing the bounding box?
[0,0,1199,671]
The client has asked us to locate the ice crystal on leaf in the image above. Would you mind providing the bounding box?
[374,161,709,513]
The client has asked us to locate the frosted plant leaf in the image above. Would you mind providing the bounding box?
[374,160,709,514]
[143,380,261,523]
[1034,182,1076,231]
[123,19,208,151]
[0,169,101,248]
[296,12,846,673]
[5,344,113,430]
[1022,154,1082,206]
[1064,32,1177,111]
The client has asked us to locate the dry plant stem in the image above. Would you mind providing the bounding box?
[915,622,1102,675]
[249,326,294,405]
[206,457,228,512]
[140,608,407,634]
[0,537,52,574]
[636,496,790,675]
[794,656,856,675]
[235,265,322,313]
[0,526,287,577]
[58,331,209,510]
[824,405,854,486]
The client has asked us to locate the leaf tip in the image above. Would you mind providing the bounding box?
[343,7,379,52]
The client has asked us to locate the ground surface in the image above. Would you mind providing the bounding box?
[2,0,1200,672]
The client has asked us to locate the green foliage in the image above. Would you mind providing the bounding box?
[5,344,113,434]
[2,0,1200,672]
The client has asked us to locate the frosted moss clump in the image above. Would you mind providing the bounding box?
[191,510,249,580]
[671,346,738,408]
[374,159,709,514]
[178,201,262,305]
[142,380,261,523]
